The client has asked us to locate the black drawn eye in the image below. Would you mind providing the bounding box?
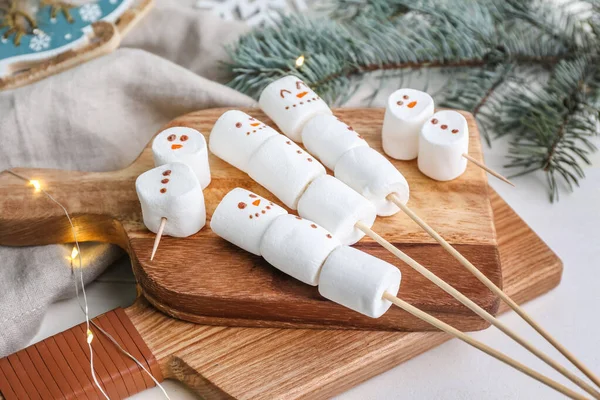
[280,89,292,98]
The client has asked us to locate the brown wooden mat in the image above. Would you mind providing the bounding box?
[0,308,162,400]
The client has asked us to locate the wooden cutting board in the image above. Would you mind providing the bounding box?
[0,108,503,332]
[0,189,562,400]
[0,108,562,399]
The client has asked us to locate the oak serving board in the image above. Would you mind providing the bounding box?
[1,107,501,332]
[0,190,563,399]
[0,108,563,399]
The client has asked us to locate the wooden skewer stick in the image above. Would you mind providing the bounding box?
[388,194,600,391]
[383,292,589,400]
[150,217,167,261]
[462,153,515,187]
[355,222,600,399]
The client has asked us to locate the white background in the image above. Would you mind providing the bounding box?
[29,107,600,399]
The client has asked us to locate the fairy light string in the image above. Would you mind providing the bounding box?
[5,169,170,400]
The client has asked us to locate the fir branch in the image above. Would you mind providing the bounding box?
[500,58,599,201]
[502,0,582,49]
[226,0,600,201]
[226,11,566,103]
[440,64,516,144]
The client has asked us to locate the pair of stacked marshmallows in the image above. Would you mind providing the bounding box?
[136,127,210,238]
[211,188,401,318]
[382,88,470,181]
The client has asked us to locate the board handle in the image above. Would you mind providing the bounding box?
[0,308,162,400]
[0,166,141,247]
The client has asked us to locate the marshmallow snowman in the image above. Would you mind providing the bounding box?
[213,188,401,319]
[382,89,435,160]
[319,246,401,318]
[209,110,279,172]
[259,75,332,142]
[210,188,287,256]
[152,127,211,189]
[301,114,369,170]
[136,163,206,237]
[418,110,469,181]
[260,214,341,286]
[297,175,376,245]
[247,134,326,209]
[335,146,410,216]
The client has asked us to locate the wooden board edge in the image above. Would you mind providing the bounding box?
[157,189,563,399]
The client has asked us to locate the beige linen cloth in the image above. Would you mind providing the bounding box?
[0,1,254,357]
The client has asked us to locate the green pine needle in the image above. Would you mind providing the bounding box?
[226,0,600,201]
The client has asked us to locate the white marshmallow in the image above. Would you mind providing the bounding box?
[260,214,341,286]
[297,175,376,245]
[301,114,369,170]
[210,188,287,256]
[382,89,434,160]
[318,246,401,318]
[135,163,206,237]
[418,110,469,181]
[247,135,326,209]
[335,146,409,216]
[152,127,211,189]
[209,110,279,172]
[259,75,332,141]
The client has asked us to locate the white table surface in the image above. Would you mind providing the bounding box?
[29,132,600,399]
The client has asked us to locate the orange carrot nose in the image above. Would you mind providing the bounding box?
[296,91,308,98]
[407,101,417,108]
[171,144,183,150]
[250,123,260,127]
[252,199,261,206]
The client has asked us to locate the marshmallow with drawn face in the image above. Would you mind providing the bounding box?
[301,114,369,170]
[382,89,435,160]
[152,127,211,189]
[335,146,410,216]
[247,135,326,209]
[211,188,287,256]
[209,110,279,172]
[260,214,341,286]
[418,110,469,181]
[212,190,399,318]
[259,76,332,142]
[319,246,401,318]
[297,175,376,245]
[136,163,206,237]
